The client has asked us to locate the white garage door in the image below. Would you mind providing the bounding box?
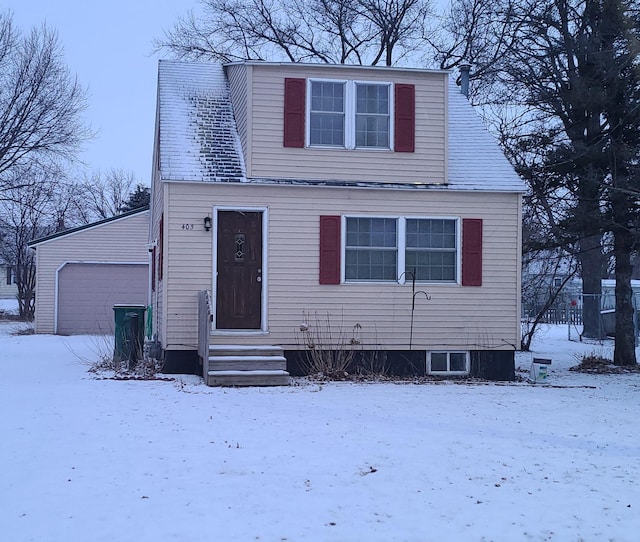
[57,263,148,334]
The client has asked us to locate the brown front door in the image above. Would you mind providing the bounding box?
[216,211,263,329]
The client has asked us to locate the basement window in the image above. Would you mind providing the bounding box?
[427,351,470,375]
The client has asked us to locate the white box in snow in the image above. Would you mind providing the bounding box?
[530,358,551,383]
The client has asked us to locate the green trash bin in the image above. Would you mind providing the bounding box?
[113,304,146,366]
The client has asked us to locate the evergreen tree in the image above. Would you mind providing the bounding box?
[119,184,150,213]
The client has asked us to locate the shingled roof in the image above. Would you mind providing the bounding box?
[157,61,245,182]
[156,60,525,193]
[447,78,525,192]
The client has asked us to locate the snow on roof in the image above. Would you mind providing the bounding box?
[156,60,525,192]
[157,60,245,182]
[447,78,526,192]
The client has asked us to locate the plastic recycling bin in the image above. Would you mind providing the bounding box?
[113,304,146,365]
[530,357,551,383]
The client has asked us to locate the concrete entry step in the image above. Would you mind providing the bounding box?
[206,345,290,387]
[209,344,285,357]
[208,355,287,372]
[207,369,290,387]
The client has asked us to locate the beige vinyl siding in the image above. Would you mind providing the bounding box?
[162,182,520,352]
[245,64,446,183]
[226,64,250,170]
[150,111,169,341]
[33,212,149,334]
[152,177,168,344]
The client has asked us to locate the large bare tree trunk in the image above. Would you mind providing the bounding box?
[578,235,606,339]
[613,225,636,365]
[611,162,638,366]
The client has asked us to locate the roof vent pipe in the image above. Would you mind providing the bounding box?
[459,63,471,98]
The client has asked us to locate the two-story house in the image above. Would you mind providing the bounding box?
[149,60,526,385]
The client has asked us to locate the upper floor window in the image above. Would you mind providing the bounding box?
[308,80,392,150]
[310,81,345,146]
[284,78,414,152]
[355,83,390,148]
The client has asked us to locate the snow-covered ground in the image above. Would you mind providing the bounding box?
[1,322,638,542]
[0,298,18,314]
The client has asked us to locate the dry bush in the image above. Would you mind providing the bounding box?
[295,311,391,379]
[296,310,362,378]
[569,351,640,373]
[70,334,162,379]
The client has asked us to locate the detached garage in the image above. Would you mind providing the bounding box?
[29,208,149,335]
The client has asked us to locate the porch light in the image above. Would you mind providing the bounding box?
[204,216,212,231]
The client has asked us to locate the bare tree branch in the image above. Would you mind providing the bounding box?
[0,11,91,186]
[154,0,432,65]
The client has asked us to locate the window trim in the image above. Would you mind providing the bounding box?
[427,351,470,375]
[354,80,393,149]
[344,216,399,282]
[308,78,346,148]
[307,78,394,151]
[341,215,461,284]
[404,215,459,284]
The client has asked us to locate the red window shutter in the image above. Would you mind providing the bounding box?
[284,78,306,148]
[462,218,482,286]
[394,84,415,152]
[319,216,341,285]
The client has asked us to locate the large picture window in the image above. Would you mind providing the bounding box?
[308,80,392,150]
[344,216,458,283]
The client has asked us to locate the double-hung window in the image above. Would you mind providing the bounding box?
[344,216,459,283]
[406,219,457,282]
[355,83,390,148]
[309,80,392,150]
[310,81,345,147]
[345,217,398,281]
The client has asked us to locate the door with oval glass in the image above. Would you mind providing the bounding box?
[216,210,262,329]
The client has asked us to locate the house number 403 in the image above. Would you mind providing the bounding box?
[181,224,195,230]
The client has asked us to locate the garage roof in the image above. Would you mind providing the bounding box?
[28,206,149,248]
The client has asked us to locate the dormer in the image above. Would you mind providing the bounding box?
[225,62,448,185]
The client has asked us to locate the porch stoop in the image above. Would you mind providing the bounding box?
[207,345,290,386]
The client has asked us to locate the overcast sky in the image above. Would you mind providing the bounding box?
[6,1,185,184]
